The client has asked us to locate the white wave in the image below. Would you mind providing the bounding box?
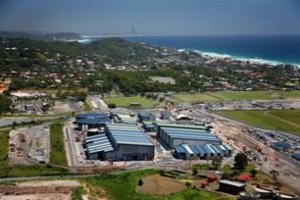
[77,39,93,44]
[186,49,300,67]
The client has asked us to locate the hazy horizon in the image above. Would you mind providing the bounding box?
[0,0,300,36]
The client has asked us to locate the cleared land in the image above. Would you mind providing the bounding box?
[50,123,67,165]
[136,174,186,195]
[174,91,300,102]
[0,128,68,177]
[105,96,159,108]
[0,180,79,200]
[215,110,300,135]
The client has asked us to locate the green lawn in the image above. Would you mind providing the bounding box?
[0,129,10,176]
[81,170,234,200]
[105,96,160,108]
[50,123,68,165]
[0,128,68,178]
[174,91,300,103]
[284,91,300,100]
[215,110,300,135]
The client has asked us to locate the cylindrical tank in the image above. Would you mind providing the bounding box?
[276,193,298,200]
[239,192,260,200]
[254,187,273,199]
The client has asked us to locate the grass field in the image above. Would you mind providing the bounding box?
[0,128,68,177]
[174,91,300,102]
[81,170,234,200]
[215,110,300,135]
[0,129,10,177]
[105,96,160,108]
[50,123,68,165]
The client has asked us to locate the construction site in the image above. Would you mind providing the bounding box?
[8,124,50,165]
[210,113,300,194]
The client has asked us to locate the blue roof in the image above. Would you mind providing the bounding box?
[144,124,155,128]
[77,118,111,125]
[106,124,154,146]
[175,145,186,154]
[175,144,229,156]
[85,134,114,154]
[76,113,110,120]
[292,153,300,161]
[76,112,111,125]
[162,127,221,142]
[157,123,206,130]
[272,142,291,149]
[161,127,209,133]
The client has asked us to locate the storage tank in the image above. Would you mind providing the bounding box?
[239,192,260,200]
[276,193,298,200]
[254,187,273,199]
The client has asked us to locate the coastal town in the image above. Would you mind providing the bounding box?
[0,37,299,97]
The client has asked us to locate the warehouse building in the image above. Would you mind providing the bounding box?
[156,123,221,148]
[111,113,137,124]
[84,123,154,161]
[142,121,156,132]
[84,133,114,160]
[75,113,111,130]
[137,111,156,122]
[174,143,232,160]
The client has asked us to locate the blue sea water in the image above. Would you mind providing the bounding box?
[81,35,300,67]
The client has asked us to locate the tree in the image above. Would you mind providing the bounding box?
[234,153,248,171]
[192,168,198,176]
[108,103,116,108]
[185,181,192,189]
[0,94,11,114]
[250,169,258,178]
[138,179,144,186]
[270,170,279,183]
[212,156,222,170]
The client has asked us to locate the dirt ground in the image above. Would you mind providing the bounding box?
[8,124,50,165]
[136,174,186,195]
[2,193,71,200]
[0,180,80,200]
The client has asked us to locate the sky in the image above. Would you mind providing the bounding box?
[0,0,300,36]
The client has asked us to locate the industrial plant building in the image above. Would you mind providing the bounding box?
[84,123,154,161]
[156,123,221,148]
[137,111,156,122]
[174,143,232,160]
[111,112,137,124]
[75,113,111,130]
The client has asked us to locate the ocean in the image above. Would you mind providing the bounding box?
[81,35,300,67]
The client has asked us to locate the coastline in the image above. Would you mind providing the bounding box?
[183,49,300,68]
[77,37,300,68]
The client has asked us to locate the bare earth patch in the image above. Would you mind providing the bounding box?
[0,180,80,200]
[2,193,71,200]
[136,174,186,195]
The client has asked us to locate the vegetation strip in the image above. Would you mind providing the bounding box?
[50,123,68,165]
